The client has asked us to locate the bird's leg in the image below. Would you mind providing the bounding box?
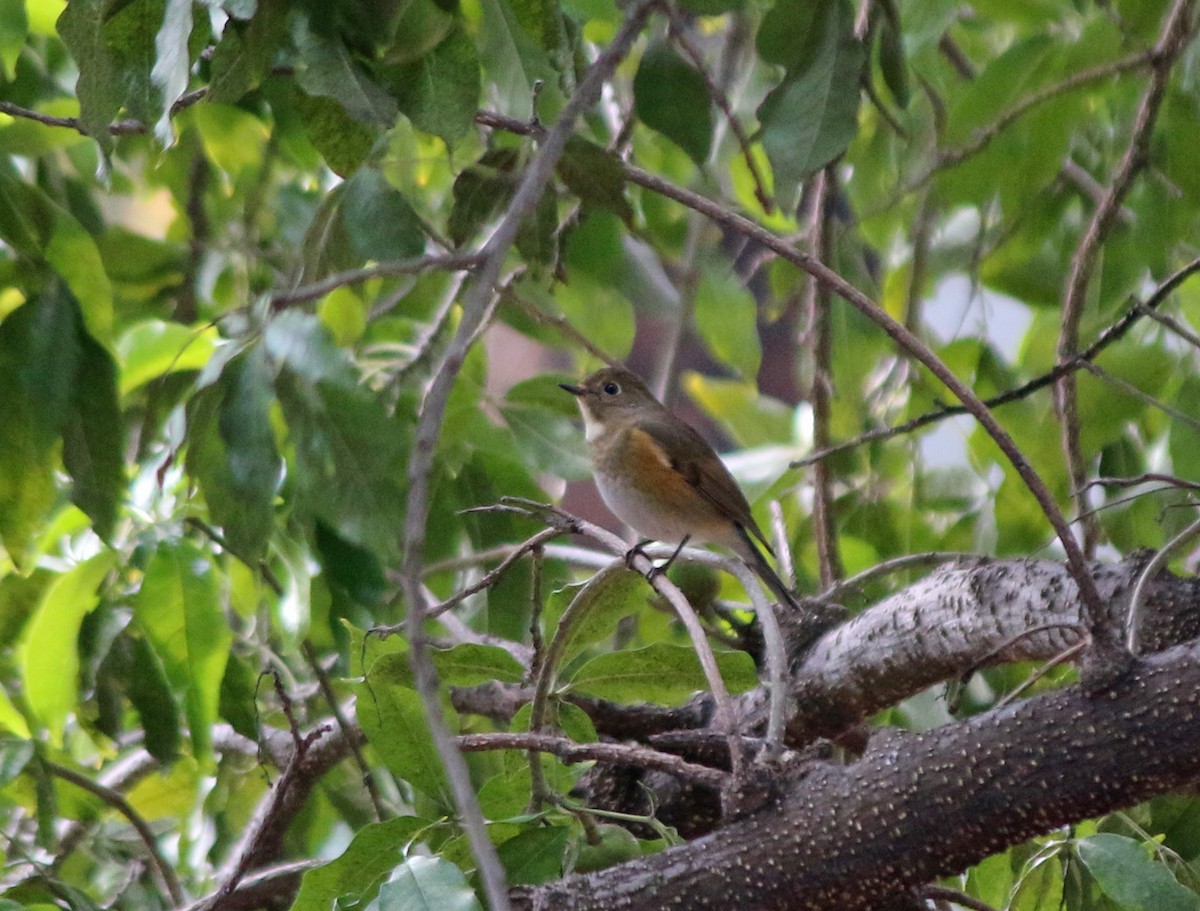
[644,535,691,582]
[624,539,655,572]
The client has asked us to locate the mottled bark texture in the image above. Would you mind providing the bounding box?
[459,556,1200,908]
[514,637,1200,910]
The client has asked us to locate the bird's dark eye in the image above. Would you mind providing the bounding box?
[603,382,620,396]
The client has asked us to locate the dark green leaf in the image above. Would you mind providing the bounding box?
[135,541,230,762]
[0,291,81,566]
[266,313,408,558]
[314,522,387,607]
[341,169,427,261]
[549,566,646,666]
[633,42,712,165]
[1077,833,1200,911]
[127,634,182,764]
[677,0,744,14]
[186,346,280,563]
[878,9,909,108]
[498,826,569,885]
[567,643,759,705]
[61,328,124,541]
[515,183,558,267]
[218,652,260,742]
[756,0,835,71]
[476,0,563,122]
[207,0,287,104]
[56,0,121,151]
[295,91,377,177]
[379,856,483,911]
[291,816,433,911]
[295,30,397,127]
[0,0,27,81]
[0,737,34,787]
[448,148,520,247]
[556,136,633,224]
[387,25,480,147]
[758,1,863,200]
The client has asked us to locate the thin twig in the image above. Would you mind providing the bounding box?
[456,732,729,788]
[43,760,183,905]
[398,5,659,908]
[1136,301,1200,350]
[768,500,795,590]
[500,286,620,365]
[1126,513,1200,653]
[923,885,1001,911]
[424,526,563,619]
[270,253,484,308]
[1078,473,1200,496]
[1080,361,1200,435]
[666,9,773,212]
[791,255,1200,467]
[1056,0,1196,555]
[994,639,1088,709]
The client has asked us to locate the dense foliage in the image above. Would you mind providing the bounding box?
[0,0,1199,908]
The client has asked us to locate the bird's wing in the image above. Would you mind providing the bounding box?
[639,416,774,556]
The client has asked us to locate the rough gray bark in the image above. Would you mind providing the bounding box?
[513,636,1200,910]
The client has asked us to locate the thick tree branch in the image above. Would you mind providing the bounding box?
[514,636,1200,910]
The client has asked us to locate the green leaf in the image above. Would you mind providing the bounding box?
[207,0,287,104]
[1077,833,1200,911]
[289,816,432,911]
[379,856,483,911]
[430,643,527,686]
[355,655,450,801]
[266,319,409,558]
[61,327,124,540]
[18,553,116,747]
[388,24,481,147]
[150,0,194,143]
[549,566,647,667]
[476,0,562,122]
[295,30,397,127]
[693,264,762,380]
[190,103,269,177]
[57,0,121,152]
[0,0,28,81]
[0,290,80,565]
[135,540,230,762]
[448,148,520,247]
[568,643,759,705]
[515,183,559,267]
[758,0,863,201]
[186,346,280,563]
[677,0,743,13]
[116,319,219,396]
[633,42,712,166]
[877,9,909,108]
[0,737,34,787]
[294,91,376,177]
[556,136,633,224]
[497,826,569,885]
[756,0,834,71]
[341,169,427,261]
[314,522,387,607]
[126,634,182,765]
[1169,375,1200,483]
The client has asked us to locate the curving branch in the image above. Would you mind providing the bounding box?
[1055,0,1197,555]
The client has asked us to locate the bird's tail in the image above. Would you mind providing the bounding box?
[735,526,800,611]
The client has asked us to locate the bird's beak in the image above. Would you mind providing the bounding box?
[559,382,585,396]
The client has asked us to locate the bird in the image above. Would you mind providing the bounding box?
[560,365,798,610]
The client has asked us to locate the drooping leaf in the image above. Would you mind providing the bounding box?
[186,345,281,564]
[150,0,193,143]
[758,0,864,201]
[294,91,376,177]
[207,0,288,104]
[556,136,633,224]
[0,0,28,81]
[18,553,117,747]
[693,263,762,381]
[448,148,520,247]
[56,0,121,152]
[0,290,80,565]
[475,0,562,122]
[295,29,398,127]
[134,540,230,762]
[60,327,124,540]
[125,634,182,765]
[633,42,712,166]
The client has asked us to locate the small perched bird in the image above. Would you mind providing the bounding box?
[561,366,798,609]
